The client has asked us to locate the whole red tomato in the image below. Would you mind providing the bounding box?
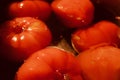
[8,0,52,21]
[15,46,83,80]
[0,17,52,62]
[51,0,94,28]
[76,46,120,80]
[71,20,120,52]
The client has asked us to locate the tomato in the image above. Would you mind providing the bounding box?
[15,46,83,80]
[8,0,52,21]
[76,46,120,80]
[51,0,94,28]
[0,17,52,62]
[71,20,120,52]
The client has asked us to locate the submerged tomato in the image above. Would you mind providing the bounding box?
[51,0,94,28]
[0,17,52,62]
[71,20,120,52]
[8,0,52,21]
[15,46,83,80]
[76,46,120,80]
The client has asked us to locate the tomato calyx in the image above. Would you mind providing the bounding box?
[12,19,30,34]
[13,25,25,34]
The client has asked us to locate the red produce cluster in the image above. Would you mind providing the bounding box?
[0,0,120,80]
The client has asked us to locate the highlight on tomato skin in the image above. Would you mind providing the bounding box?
[0,17,52,62]
[15,46,83,80]
[51,0,94,28]
[71,20,120,53]
[8,0,52,21]
[76,46,120,80]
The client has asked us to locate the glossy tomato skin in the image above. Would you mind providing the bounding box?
[51,0,94,28]
[76,46,120,80]
[15,46,83,80]
[0,17,52,62]
[71,20,120,52]
[8,0,52,21]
